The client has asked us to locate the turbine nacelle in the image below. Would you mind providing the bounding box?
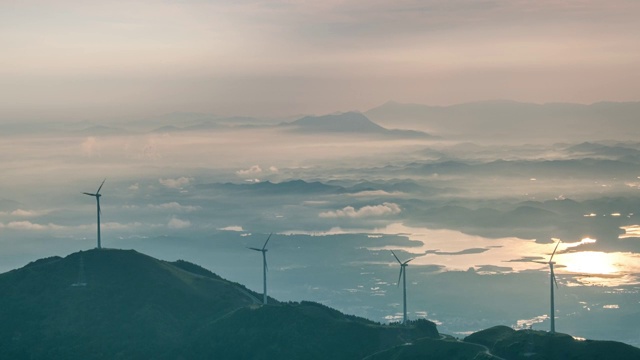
[82,179,106,198]
[391,250,413,266]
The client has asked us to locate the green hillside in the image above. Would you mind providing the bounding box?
[464,326,640,360]
[0,249,637,359]
[0,249,437,359]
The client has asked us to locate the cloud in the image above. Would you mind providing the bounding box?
[129,183,140,190]
[348,190,404,197]
[102,222,143,230]
[236,165,279,177]
[159,177,192,189]
[81,137,98,157]
[4,221,65,231]
[167,217,191,229]
[1,221,143,231]
[281,227,351,236]
[319,202,402,218]
[303,200,329,205]
[148,202,200,212]
[2,0,639,118]
[10,209,45,217]
[218,225,244,232]
[236,165,262,176]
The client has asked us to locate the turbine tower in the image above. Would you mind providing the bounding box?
[83,179,105,250]
[248,233,272,305]
[391,250,414,325]
[547,240,561,334]
[535,240,561,334]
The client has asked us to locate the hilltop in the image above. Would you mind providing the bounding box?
[464,326,640,360]
[0,249,637,359]
[0,249,439,359]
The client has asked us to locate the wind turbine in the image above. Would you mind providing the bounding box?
[83,179,105,250]
[248,233,272,305]
[535,240,561,334]
[391,250,414,325]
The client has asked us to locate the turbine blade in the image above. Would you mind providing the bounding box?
[403,258,414,265]
[247,247,262,251]
[262,233,272,250]
[83,192,96,196]
[96,179,106,194]
[391,250,402,264]
[551,269,559,288]
[549,240,561,262]
[397,267,403,287]
[532,260,547,264]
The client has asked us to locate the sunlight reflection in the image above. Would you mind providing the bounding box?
[619,225,640,239]
[515,315,548,330]
[563,237,597,248]
[367,223,640,286]
[560,251,617,275]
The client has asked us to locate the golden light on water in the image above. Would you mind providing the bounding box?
[366,224,640,286]
[620,225,640,239]
[560,251,619,275]
[563,237,597,248]
[555,239,640,286]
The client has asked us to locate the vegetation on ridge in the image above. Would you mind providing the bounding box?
[0,249,637,359]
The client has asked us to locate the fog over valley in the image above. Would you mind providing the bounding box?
[2,104,640,346]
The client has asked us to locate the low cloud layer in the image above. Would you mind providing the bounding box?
[10,209,46,217]
[148,202,200,212]
[236,165,279,177]
[236,165,262,176]
[319,203,402,218]
[159,177,192,189]
[219,225,245,232]
[167,217,191,229]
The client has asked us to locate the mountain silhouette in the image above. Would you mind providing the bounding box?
[281,112,434,138]
[0,249,439,359]
[366,100,640,141]
[0,249,637,359]
[464,326,640,360]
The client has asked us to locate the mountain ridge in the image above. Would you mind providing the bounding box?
[280,111,435,138]
[0,249,637,359]
[365,100,640,141]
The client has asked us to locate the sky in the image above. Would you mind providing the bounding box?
[1,0,640,119]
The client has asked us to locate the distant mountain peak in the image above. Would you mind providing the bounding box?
[290,112,383,132]
[282,112,434,138]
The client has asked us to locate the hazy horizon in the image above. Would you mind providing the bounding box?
[2,0,640,119]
